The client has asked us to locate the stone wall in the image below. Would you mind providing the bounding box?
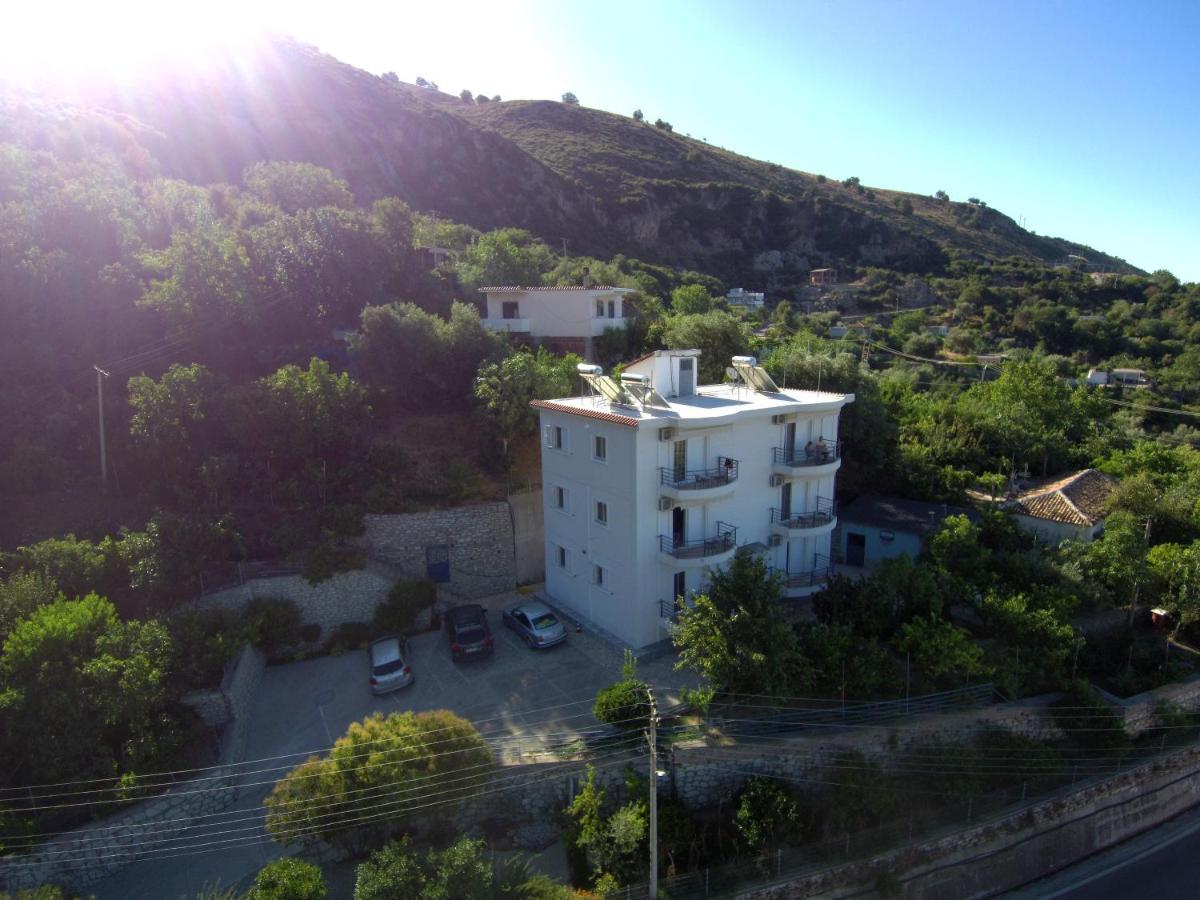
[1098,672,1200,736]
[0,646,266,892]
[196,568,394,637]
[359,503,516,599]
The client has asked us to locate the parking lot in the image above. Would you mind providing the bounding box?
[94,590,694,899]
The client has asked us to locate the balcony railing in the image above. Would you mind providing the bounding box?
[771,554,834,589]
[770,497,837,529]
[659,598,683,622]
[660,457,739,490]
[772,440,842,467]
[659,522,737,559]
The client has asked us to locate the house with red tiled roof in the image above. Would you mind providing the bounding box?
[1005,468,1117,544]
[479,273,634,360]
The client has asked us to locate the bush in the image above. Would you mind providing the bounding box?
[301,540,366,585]
[593,650,650,730]
[326,621,373,654]
[245,857,328,899]
[167,608,243,687]
[734,777,799,852]
[242,597,303,653]
[298,622,322,644]
[373,580,437,635]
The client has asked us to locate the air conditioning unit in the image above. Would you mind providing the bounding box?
[771,414,795,425]
[768,534,783,547]
[658,497,672,511]
[659,427,676,441]
[769,474,785,487]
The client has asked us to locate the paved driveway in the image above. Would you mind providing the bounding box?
[92,590,694,899]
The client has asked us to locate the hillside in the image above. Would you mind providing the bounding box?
[1,37,1137,288]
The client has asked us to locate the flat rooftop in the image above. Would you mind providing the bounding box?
[532,383,853,428]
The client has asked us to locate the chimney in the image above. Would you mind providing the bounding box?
[581,267,592,289]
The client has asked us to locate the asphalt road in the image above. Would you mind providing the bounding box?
[1008,804,1200,899]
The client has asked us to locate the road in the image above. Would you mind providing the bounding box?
[1008,804,1200,899]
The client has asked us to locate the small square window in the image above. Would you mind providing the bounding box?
[553,486,567,509]
[551,426,564,449]
[594,565,605,586]
[557,546,568,568]
[594,434,607,461]
[595,500,608,525]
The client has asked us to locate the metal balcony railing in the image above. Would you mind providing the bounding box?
[771,554,834,588]
[658,522,737,559]
[770,497,837,529]
[660,456,739,490]
[772,440,842,467]
[659,598,683,622]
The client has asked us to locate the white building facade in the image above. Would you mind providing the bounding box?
[480,285,634,360]
[532,349,853,649]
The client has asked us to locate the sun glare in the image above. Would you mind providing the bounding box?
[0,1,270,87]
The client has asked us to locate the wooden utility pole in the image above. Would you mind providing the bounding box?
[94,366,110,485]
[646,684,659,899]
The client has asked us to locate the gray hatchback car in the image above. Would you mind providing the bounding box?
[368,636,415,694]
[502,600,568,649]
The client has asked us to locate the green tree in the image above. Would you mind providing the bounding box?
[127,363,221,484]
[474,348,580,456]
[562,92,580,105]
[593,650,650,730]
[673,553,804,695]
[895,615,984,682]
[455,228,554,289]
[632,109,644,122]
[670,284,712,315]
[265,710,492,849]
[242,161,354,214]
[734,776,799,852]
[245,857,328,900]
[659,311,749,383]
[0,572,62,641]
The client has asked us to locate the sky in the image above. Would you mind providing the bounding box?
[3,0,1198,280]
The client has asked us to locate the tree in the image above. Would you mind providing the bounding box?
[563,766,646,888]
[561,92,580,105]
[895,615,984,682]
[0,594,179,786]
[593,649,650,730]
[927,514,989,584]
[734,777,799,852]
[127,363,221,483]
[243,161,355,214]
[460,89,473,102]
[455,228,554,289]
[265,710,492,849]
[0,571,62,641]
[381,71,399,83]
[245,858,328,900]
[659,311,750,383]
[632,109,644,122]
[935,190,949,201]
[673,553,804,695]
[669,284,712,315]
[476,93,491,103]
[653,119,673,132]
[474,348,580,456]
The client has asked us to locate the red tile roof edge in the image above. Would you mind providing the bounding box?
[529,399,640,427]
[478,285,632,292]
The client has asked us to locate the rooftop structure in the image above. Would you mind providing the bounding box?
[1006,468,1116,544]
[533,349,854,649]
[726,288,765,308]
[479,277,634,361]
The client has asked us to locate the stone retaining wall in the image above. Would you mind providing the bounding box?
[1097,672,1200,736]
[0,646,267,892]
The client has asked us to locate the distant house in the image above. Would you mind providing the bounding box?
[1005,469,1116,544]
[1085,368,1109,386]
[926,324,950,337]
[834,495,979,571]
[726,288,765,309]
[828,325,849,338]
[478,281,634,361]
[1111,368,1150,389]
[810,268,838,286]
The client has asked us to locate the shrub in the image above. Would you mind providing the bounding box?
[593,650,650,729]
[242,596,303,653]
[373,579,436,635]
[326,621,373,654]
[298,622,322,644]
[301,540,366,585]
[167,608,243,687]
[245,857,328,899]
[734,777,799,852]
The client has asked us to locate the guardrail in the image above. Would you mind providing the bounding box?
[659,522,738,559]
[773,440,842,467]
[660,456,739,489]
[770,554,834,588]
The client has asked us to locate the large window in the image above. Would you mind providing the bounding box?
[502,301,520,319]
[545,425,564,450]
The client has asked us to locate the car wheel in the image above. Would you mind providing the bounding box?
[525,634,536,649]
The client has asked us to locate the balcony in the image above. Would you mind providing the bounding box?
[771,555,834,597]
[770,497,837,536]
[482,317,531,333]
[590,316,631,336]
[659,457,739,501]
[772,440,842,477]
[658,522,737,568]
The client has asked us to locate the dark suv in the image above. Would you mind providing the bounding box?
[444,604,494,662]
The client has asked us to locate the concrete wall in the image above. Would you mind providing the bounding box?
[0,646,266,892]
[507,491,545,585]
[837,521,923,571]
[1013,513,1097,545]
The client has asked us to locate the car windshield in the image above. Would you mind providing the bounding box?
[455,625,486,643]
[373,658,405,676]
[531,613,558,629]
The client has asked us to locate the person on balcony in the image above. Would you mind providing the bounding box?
[804,440,816,461]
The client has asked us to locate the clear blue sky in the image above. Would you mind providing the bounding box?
[292,0,1200,281]
[8,0,1197,279]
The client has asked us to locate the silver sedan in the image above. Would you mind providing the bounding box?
[502,600,568,649]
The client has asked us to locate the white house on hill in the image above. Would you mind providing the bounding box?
[532,349,854,649]
[479,283,633,360]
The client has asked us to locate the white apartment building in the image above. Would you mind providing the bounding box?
[480,284,634,360]
[726,288,765,309]
[532,349,854,649]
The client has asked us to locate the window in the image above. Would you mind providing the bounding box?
[595,300,604,317]
[593,434,607,461]
[501,301,519,320]
[556,546,568,569]
[673,571,686,599]
[594,565,605,586]
[545,424,564,450]
[594,500,608,525]
[607,299,615,318]
[553,486,567,510]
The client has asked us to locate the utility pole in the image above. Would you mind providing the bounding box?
[94,365,110,486]
[646,684,659,899]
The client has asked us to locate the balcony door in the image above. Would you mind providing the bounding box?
[784,422,796,457]
[678,358,695,395]
[673,439,687,481]
[780,481,792,519]
[672,506,686,545]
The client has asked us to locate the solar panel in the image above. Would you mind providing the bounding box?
[731,361,780,393]
[581,373,627,404]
